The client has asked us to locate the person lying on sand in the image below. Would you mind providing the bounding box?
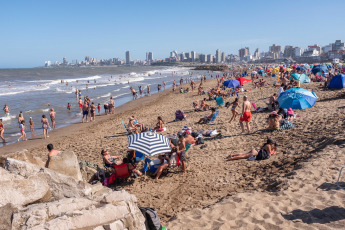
[184,132,197,145]
[226,138,277,161]
[196,108,216,124]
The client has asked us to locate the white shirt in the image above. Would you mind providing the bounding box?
[278,87,284,97]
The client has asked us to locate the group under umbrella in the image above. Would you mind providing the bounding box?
[127,132,171,156]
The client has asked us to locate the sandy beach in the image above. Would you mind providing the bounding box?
[1,76,345,229]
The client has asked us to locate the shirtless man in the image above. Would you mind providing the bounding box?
[130,87,137,100]
[184,132,196,145]
[239,95,252,134]
[82,102,89,123]
[110,97,115,114]
[45,144,60,167]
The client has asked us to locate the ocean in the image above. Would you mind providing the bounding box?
[0,66,210,147]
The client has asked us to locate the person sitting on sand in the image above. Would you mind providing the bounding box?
[128,117,139,133]
[226,138,277,161]
[154,116,165,132]
[45,144,60,167]
[101,149,123,167]
[268,111,282,131]
[123,150,142,176]
[193,101,201,111]
[196,107,216,124]
[286,108,294,121]
[200,98,210,111]
[152,148,175,180]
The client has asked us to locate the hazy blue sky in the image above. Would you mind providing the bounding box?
[1,0,344,68]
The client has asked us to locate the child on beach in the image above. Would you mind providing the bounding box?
[29,117,35,136]
[18,120,27,142]
[97,103,101,115]
[67,103,71,111]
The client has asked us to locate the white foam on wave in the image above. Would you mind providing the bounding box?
[114,92,130,98]
[8,133,21,137]
[0,115,16,122]
[122,85,130,88]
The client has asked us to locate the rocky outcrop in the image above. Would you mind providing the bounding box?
[0,152,146,230]
[47,150,83,181]
[0,149,44,167]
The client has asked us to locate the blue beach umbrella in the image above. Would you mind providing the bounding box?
[223,79,240,88]
[277,88,318,110]
[312,65,328,75]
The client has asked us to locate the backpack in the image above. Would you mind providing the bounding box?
[139,207,162,230]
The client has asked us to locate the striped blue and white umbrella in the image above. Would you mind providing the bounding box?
[127,132,171,156]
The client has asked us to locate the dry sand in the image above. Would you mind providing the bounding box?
[1,76,345,229]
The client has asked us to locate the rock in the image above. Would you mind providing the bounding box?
[0,203,17,230]
[0,149,44,167]
[90,182,112,196]
[103,220,125,230]
[47,151,83,181]
[0,168,50,207]
[80,162,97,183]
[5,158,91,201]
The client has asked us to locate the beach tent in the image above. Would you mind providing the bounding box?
[236,77,251,85]
[258,69,265,76]
[312,65,328,75]
[296,66,305,72]
[223,79,240,88]
[277,88,317,110]
[290,73,311,83]
[328,74,345,89]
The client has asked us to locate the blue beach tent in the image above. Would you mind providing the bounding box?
[277,88,317,110]
[329,74,345,89]
[312,65,328,75]
[290,73,311,83]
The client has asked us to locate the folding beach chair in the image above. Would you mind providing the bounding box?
[336,166,345,190]
[121,120,135,135]
[135,151,145,163]
[113,163,131,179]
[204,110,219,124]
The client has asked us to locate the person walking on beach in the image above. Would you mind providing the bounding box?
[18,112,24,127]
[0,119,5,142]
[90,102,96,121]
[50,108,56,129]
[18,120,27,142]
[229,98,240,123]
[110,97,115,114]
[239,95,252,134]
[147,85,151,96]
[29,117,35,136]
[41,115,50,138]
[82,102,89,123]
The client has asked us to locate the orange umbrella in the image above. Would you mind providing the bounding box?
[236,77,251,85]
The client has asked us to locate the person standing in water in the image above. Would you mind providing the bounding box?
[50,108,56,129]
[29,117,35,137]
[82,102,89,123]
[3,104,10,116]
[18,112,24,128]
[0,119,5,142]
[41,115,50,139]
[67,103,71,111]
[18,120,27,142]
[138,86,143,97]
[110,97,115,114]
[90,102,96,121]
[97,103,101,116]
[147,85,151,96]
[163,81,166,90]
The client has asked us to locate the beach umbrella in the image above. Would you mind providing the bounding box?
[236,77,251,85]
[258,69,265,76]
[328,74,345,89]
[312,65,328,75]
[290,73,310,83]
[277,88,317,110]
[223,79,240,88]
[127,132,171,156]
[251,71,257,75]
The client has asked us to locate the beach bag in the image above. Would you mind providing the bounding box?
[256,149,270,160]
[175,110,185,121]
[139,207,163,230]
[196,137,204,145]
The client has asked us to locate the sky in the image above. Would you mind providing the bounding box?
[0,0,345,68]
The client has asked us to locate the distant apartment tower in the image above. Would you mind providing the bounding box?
[332,40,345,51]
[215,49,221,63]
[207,54,213,63]
[221,52,226,63]
[126,51,131,64]
[191,51,197,62]
[62,57,68,65]
[146,52,153,62]
[284,46,295,57]
[199,54,206,63]
[239,47,249,60]
[253,48,259,59]
[269,44,281,59]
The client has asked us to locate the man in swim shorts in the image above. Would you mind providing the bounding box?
[82,102,89,123]
[240,95,252,134]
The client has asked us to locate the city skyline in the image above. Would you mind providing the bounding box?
[1,0,345,68]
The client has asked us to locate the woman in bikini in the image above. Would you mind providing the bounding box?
[41,115,50,139]
[18,120,27,142]
[128,117,139,133]
[50,108,56,129]
[154,116,165,132]
[229,97,239,123]
[226,138,277,161]
[29,117,35,136]
[0,119,5,142]
[101,149,123,167]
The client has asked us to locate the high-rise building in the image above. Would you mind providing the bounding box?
[63,57,68,65]
[191,51,197,62]
[199,54,206,63]
[215,49,221,63]
[332,40,345,51]
[284,46,295,58]
[269,44,281,59]
[126,51,131,64]
[221,52,226,63]
[239,47,249,60]
[185,52,191,60]
[207,54,213,63]
[146,52,153,62]
[253,48,260,59]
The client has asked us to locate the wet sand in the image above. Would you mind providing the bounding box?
[1,77,345,229]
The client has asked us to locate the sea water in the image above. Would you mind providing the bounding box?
[0,66,211,147]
